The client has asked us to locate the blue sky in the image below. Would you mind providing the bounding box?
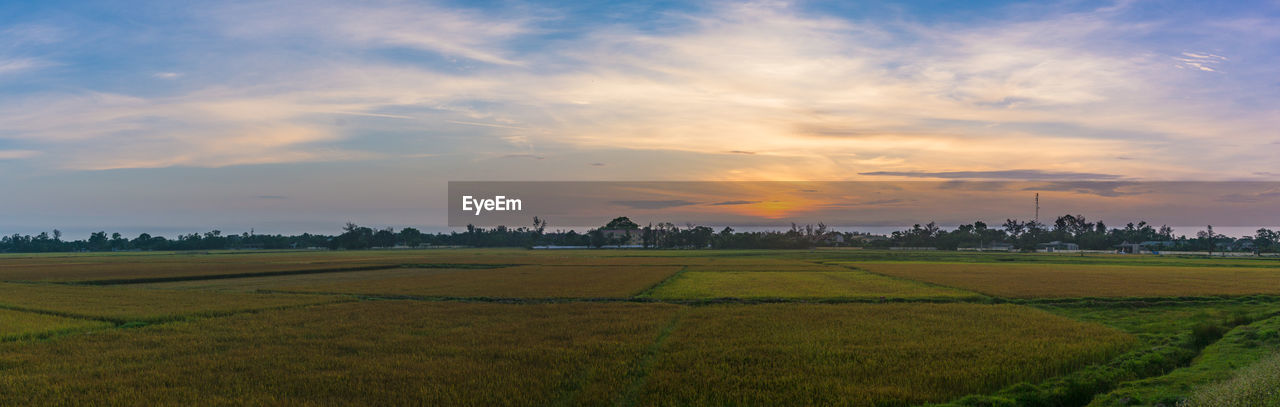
[2,0,1279,236]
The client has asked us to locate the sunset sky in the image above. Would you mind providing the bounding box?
[2,1,1279,236]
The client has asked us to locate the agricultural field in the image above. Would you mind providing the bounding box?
[635,303,1133,406]
[142,265,682,298]
[1,248,1279,406]
[644,270,978,300]
[0,283,345,323]
[854,261,1280,298]
[0,301,681,406]
[0,309,110,340]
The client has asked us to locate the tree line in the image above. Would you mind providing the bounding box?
[2,214,1277,253]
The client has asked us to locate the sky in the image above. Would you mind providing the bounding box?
[2,0,1279,237]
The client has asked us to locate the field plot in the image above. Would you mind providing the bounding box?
[144,265,683,298]
[0,301,680,406]
[0,251,424,283]
[0,250,824,283]
[0,309,109,340]
[645,271,978,300]
[635,303,1135,406]
[0,283,343,323]
[858,262,1280,298]
[683,262,841,272]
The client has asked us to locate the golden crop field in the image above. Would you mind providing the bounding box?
[635,303,1136,406]
[0,309,110,340]
[138,265,683,298]
[858,262,1280,298]
[0,251,416,282]
[266,265,683,298]
[132,266,476,291]
[0,283,345,323]
[0,301,680,406]
[3,249,1279,405]
[682,263,845,272]
[644,270,979,299]
[0,250,825,283]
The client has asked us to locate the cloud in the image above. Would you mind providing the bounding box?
[1217,189,1280,203]
[255,195,289,200]
[1023,181,1145,197]
[818,198,911,208]
[709,200,760,206]
[1175,51,1227,72]
[215,0,534,65]
[0,58,45,75]
[0,0,1277,181]
[153,72,182,79]
[0,150,41,159]
[860,170,1122,180]
[609,199,699,209]
[501,154,544,160]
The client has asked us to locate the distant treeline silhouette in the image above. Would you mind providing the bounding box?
[2,215,1277,253]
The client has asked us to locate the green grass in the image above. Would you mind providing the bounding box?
[1088,314,1280,406]
[1181,350,1280,407]
[643,270,979,300]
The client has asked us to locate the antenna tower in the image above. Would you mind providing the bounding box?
[1035,193,1040,222]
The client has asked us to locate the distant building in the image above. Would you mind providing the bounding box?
[1116,242,1145,254]
[960,242,1013,251]
[599,229,642,245]
[1037,241,1079,252]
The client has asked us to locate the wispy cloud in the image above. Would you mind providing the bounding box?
[610,200,699,209]
[215,0,535,66]
[1024,181,1145,197]
[501,154,545,160]
[1176,51,1227,72]
[0,150,41,159]
[860,170,1122,180]
[0,58,46,75]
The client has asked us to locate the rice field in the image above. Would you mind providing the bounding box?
[644,270,979,299]
[0,301,680,406]
[0,309,110,340]
[141,265,682,298]
[635,303,1135,406]
[0,283,344,323]
[857,262,1280,298]
[1,249,1278,405]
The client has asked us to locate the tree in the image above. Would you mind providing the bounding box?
[88,231,108,251]
[398,227,424,247]
[1256,228,1279,254]
[1197,225,1221,256]
[604,216,640,230]
[372,228,397,247]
